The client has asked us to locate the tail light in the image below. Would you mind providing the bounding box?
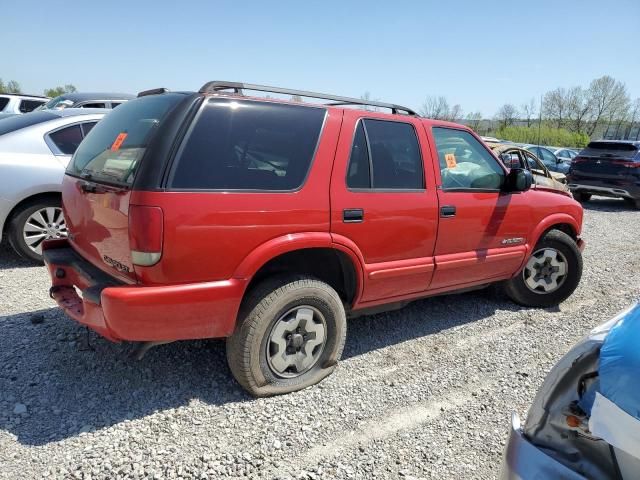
[128,205,163,266]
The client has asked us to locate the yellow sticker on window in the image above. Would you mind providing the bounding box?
[445,153,457,169]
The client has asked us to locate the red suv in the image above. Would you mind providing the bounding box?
[44,82,585,396]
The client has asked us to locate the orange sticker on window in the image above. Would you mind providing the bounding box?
[110,132,128,151]
[445,153,457,169]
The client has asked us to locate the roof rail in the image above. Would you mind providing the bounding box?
[137,87,169,98]
[198,81,417,116]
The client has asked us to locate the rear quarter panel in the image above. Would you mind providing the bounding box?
[131,108,343,285]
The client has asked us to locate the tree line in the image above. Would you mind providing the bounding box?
[0,78,77,98]
[420,75,639,145]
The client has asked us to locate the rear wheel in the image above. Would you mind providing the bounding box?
[8,197,66,263]
[624,197,640,210]
[226,275,347,397]
[504,230,582,308]
[572,192,591,202]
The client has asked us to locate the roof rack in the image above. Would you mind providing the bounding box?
[198,81,417,116]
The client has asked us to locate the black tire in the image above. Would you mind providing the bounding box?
[573,192,591,202]
[7,196,63,263]
[226,275,347,397]
[624,197,640,210]
[504,230,582,308]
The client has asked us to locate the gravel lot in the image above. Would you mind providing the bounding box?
[1,197,639,480]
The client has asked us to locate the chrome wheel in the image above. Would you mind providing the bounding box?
[22,207,67,255]
[523,248,568,294]
[266,306,327,378]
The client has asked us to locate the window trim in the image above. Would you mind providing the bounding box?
[345,117,426,193]
[166,97,328,193]
[432,125,507,193]
[44,121,92,156]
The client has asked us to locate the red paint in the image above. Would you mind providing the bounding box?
[45,96,585,343]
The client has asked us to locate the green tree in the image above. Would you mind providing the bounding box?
[43,84,77,97]
[0,78,22,93]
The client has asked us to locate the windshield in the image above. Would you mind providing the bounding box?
[0,111,57,135]
[38,96,75,110]
[67,93,183,186]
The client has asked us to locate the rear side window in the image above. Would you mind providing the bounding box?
[433,128,504,190]
[68,93,183,185]
[346,119,424,190]
[171,99,326,191]
[49,125,83,155]
[0,97,9,111]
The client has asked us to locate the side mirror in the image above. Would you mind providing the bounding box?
[504,168,533,192]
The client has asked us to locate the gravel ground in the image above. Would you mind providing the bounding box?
[1,197,639,480]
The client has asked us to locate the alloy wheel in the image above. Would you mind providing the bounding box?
[22,207,67,255]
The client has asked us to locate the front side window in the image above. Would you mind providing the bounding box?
[433,127,504,190]
[171,99,326,191]
[346,119,424,190]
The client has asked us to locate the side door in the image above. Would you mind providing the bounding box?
[427,126,532,290]
[330,110,439,302]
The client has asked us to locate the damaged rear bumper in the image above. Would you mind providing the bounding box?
[43,239,247,342]
[500,412,585,480]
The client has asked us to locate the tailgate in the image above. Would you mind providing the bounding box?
[62,175,136,282]
[62,93,185,282]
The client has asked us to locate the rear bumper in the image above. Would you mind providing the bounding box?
[568,180,640,200]
[43,239,246,342]
[500,412,585,480]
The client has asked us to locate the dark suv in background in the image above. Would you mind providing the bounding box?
[568,140,640,209]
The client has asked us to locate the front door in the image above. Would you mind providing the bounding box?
[330,111,439,302]
[426,126,532,290]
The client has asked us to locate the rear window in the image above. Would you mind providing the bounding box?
[0,111,57,135]
[581,142,639,160]
[170,99,326,191]
[67,93,183,186]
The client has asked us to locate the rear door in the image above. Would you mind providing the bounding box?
[426,126,531,290]
[63,93,185,282]
[330,110,439,302]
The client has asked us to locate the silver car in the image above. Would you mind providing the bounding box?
[0,108,106,261]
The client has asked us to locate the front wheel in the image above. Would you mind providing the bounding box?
[504,230,582,308]
[226,275,347,397]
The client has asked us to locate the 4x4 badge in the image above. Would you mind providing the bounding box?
[502,237,524,245]
[103,255,130,273]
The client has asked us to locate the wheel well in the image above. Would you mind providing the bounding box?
[544,223,577,241]
[2,192,61,236]
[245,248,358,307]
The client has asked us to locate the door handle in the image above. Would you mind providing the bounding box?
[440,205,456,218]
[343,208,364,223]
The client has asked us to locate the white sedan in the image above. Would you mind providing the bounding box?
[0,108,106,261]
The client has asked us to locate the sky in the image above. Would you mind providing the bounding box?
[3,0,639,117]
